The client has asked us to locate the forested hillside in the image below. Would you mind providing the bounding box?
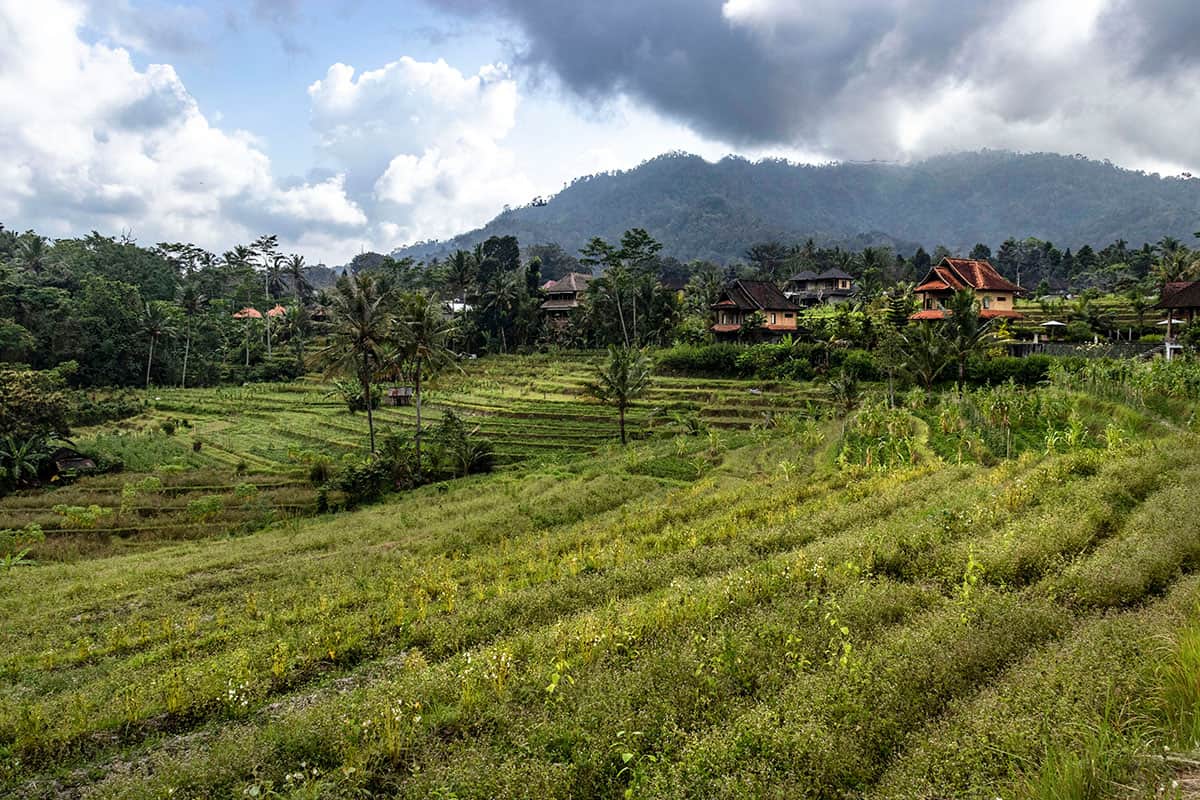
[396,151,1200,263]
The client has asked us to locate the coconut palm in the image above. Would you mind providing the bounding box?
[393,292,459,476]
[480,268,522,353]
[14,236,51,275]
[315,273,392,452]
[284,254,313,304]
[942,289,993,395]
[139,301,178,390]
[176,281,208,389]
[586,346,652,445]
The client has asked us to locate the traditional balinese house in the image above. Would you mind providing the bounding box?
[784,268,856,306]
[911,257,1024,321]
[540,272,593,327]
[710,279,800,340]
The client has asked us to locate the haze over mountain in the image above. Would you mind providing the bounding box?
[394,150,1200,265]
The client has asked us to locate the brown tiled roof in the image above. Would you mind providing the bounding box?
[543,272,593,293]
[710,279,798,312]
[947,258,1021,291]
[916,258,1022,294]
[1158,281,1200,309]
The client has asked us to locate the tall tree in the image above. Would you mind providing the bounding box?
[316,273,392,453]
[139,301,177,390]
[284,254,312,304]
[393,293,458,477]
[176,281,207,389]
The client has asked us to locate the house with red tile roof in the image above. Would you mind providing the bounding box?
[912,257,1024,321]
[711,279,800,339]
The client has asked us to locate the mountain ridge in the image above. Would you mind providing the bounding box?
[392,150,1200,264]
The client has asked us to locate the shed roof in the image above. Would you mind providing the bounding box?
[1158,281,1200,309]
[817,268,854,280]
[543,272,593,294]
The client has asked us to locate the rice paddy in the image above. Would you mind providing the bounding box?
[1,354,1199,799]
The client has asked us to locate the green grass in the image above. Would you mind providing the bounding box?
[2,357,1199,798]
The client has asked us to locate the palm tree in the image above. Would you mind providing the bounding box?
[900,321,951,389]
[586,346,652,445]
[284,254,313,304]
[176,281,208,388]
[14,236,51,275]
[481,269,522,353]
[315,273,392,452]
[942,289,993,395]
[393,293,459,476]
[265,255,288,301]
[140,301,178,390]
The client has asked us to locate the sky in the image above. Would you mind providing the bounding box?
[1,0,1198,264]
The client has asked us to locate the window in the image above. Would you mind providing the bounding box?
[784,312,794,319]
[770,313,777,324]
[996,296,1007,303]
[982,296,991,309]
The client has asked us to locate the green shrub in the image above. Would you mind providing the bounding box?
[965,355,1056,386]
[655,344,744,376]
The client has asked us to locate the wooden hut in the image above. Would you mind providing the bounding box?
[384,387,414,407]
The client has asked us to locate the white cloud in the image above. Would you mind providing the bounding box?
[0,0,367,261]
[308,56,533,247]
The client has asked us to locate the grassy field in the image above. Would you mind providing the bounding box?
[0,354,828,561]
[2,355,1200,798]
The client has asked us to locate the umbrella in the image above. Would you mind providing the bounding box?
[1039,320,1067,327]
[1157,318,1186,325]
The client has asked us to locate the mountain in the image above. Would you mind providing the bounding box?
[393,150,1200,264]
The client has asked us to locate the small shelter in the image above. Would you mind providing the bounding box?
[1156,282,1200,340]
[51,447,97,475]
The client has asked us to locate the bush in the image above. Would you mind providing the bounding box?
[832,349,881,382]
[330,457,393,507]
[655,344,744,376]
[965,355,1056,386]
[68,392,143,427]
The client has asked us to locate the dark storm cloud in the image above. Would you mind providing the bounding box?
[1102,0,1200,75]
[427,0,1200,165]
[427,0,1005,146]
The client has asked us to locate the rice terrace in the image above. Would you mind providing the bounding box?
[7,2,1200,797]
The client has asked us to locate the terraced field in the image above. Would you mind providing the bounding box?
[2,375,1199,799]
[0,354,828,560]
